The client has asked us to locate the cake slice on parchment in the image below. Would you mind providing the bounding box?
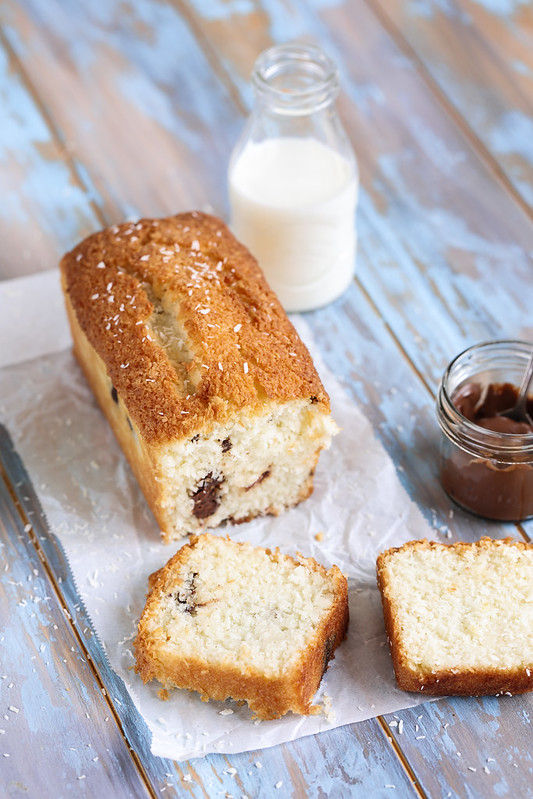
[376,537,533,695]
[134,533,349,720]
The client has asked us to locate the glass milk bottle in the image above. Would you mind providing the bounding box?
[228,43,358,312]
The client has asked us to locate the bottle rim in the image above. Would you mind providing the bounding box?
[437,339,533,458]
[251,42,340,113]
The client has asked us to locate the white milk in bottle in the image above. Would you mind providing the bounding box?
[228,43,358,312]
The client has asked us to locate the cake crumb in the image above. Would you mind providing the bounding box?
[322,693,336,723]
[158,689,170,701]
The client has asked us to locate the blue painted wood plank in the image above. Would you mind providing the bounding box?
[1,0,243,223]
[0,2,426,792]
[384,696,533,799]
[182,0,533,530]
[0,365,422,794]
[6,0,532,390]
[0,37,100,278]
[177,1,533,795]
[372,0,533,210]
[0,455,152,798]
[1,0,532,795]
[185,0,533,381]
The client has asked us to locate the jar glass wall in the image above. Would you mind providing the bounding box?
[436,340,533,521]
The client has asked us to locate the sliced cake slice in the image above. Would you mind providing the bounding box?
[134,533,349,720]
[376,537,533,695]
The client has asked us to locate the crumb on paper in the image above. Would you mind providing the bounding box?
[314,531,324,542]
[321,694,336,723]
[158,689,170,701]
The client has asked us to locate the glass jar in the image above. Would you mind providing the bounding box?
[228,42,358,312]
[436,340,533,521]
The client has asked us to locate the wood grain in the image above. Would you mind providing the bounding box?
[0,33,99,278]
[0,466,151,798]
[1,0,241,223]
[181,0,533,379]
[371,0,533,214]
[0,0,532,796]
[384,695,533,799]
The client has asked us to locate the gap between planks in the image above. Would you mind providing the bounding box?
[377,716,431,799]
[363,0,533,228]
[0,457,162,799]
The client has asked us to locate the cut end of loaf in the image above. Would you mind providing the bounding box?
[153,398,337,541]
[134,533,349,719]
[376,537,533,696]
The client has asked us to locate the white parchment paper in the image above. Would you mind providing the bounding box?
[0,269,435,761]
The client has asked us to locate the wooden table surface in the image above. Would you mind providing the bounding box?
[1,1,532,797]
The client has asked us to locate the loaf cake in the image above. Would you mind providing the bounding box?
[376,537,533,695]
[134,532,349,719]
[60,211,338,541]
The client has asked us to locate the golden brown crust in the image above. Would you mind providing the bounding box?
[376,536,532,567]
[376,537,533,696]
[134,534,349,719]
[63,292,166,521]
[60,211,330,445]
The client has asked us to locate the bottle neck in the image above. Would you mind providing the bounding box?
[251,43,340,116]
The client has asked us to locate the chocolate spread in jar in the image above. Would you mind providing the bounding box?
[441,382,533,521]
[453,382,533,434]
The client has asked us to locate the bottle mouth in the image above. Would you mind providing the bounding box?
[252,42,340,114]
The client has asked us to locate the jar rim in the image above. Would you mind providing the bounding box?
[251,42,339,113]
[437,338,533,455]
